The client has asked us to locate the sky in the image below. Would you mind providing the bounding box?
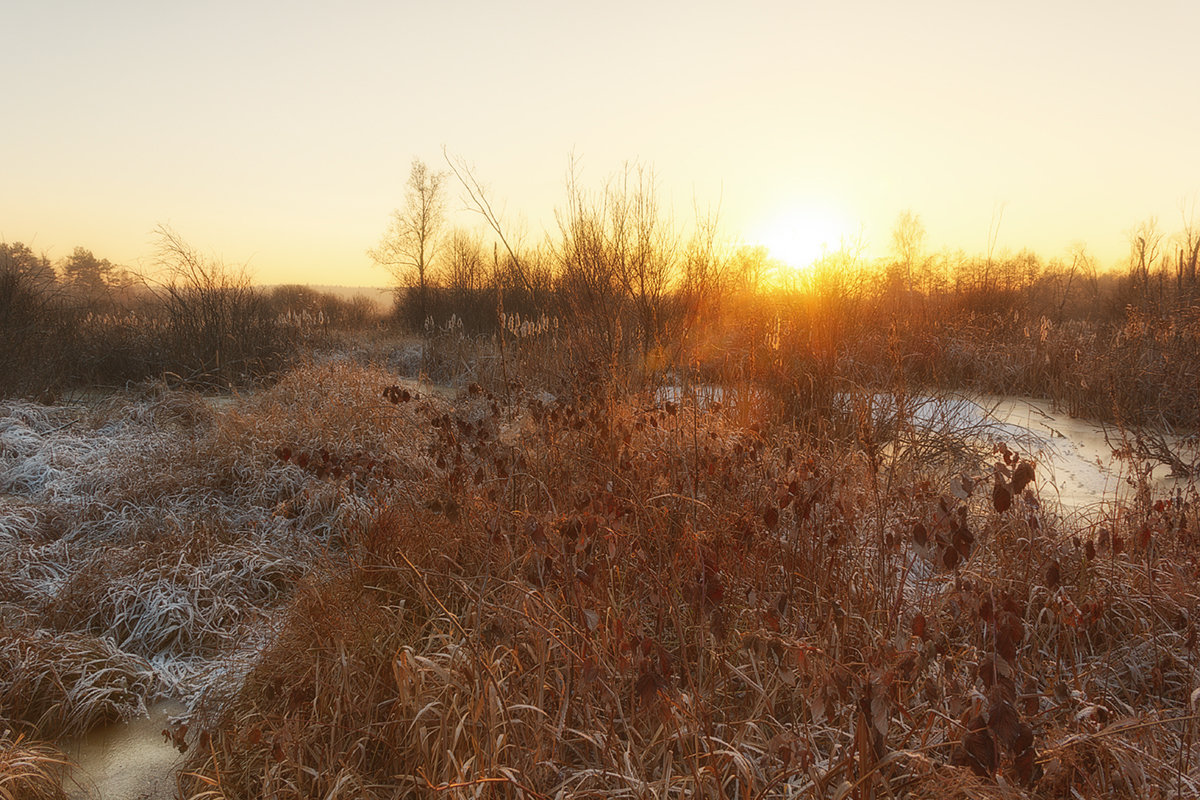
[3,0,1198,286]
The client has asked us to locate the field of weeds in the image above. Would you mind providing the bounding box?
[1,354,1198,799]
[0,340,1190,800]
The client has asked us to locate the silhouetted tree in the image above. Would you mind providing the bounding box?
[556,161,676,360]
[727,245,771,296]
[151,225,282,385]
[370,159,447,326]
[891,210,926,295]
[443,227,486,294]
[0,242,63,395]
[0,242,56,285]
[61,247,115,297]
[1129,217,1162,296]
[1177,209,1199,302]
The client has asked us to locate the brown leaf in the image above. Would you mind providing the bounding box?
[996,612,1024,662]
[1012,745,1042,786]
[987,699,1022,751]
[870,690,889,737]
[525,517,546,548]
[636,671,662,705]
[1011,721,1034,755]
[912,521,928,547]
[954,717,997,777]
[162,723,188,753]
[952,526,974,560]
[992,476,1012,513]
[978,595,994,623]
[978,654,1013,691]
[1045,560,1061,590]
[942,545,960,570]
[1011,461,1035,494]
[763,504,779,530]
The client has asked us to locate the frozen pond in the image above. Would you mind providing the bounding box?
[903,393,1194,512]
[657,384,1196,512]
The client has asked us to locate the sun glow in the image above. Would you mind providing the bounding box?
[753,205,856,274]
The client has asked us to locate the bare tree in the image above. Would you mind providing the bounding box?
[726,245,771,296]
[443,227,486,294]
[983,202,1006,294]
[677,204,730,339]
[369,159,447,324]
[609,163,676,355]
[151,225,279,386]
[1129,217,1163,295]
[555,160,676,359]
[1178,201,1199,301]
[1054,242,1096,320]
[891,210,926,294]
[443,149,537,298]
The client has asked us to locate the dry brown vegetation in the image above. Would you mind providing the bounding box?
[0,732,68,800]
[156,367,1195,799]
[0,347,1196,797]
[3,188,1200,798]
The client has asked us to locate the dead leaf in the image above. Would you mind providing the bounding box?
[1011,461,1035,494]
[992,476,1012,513]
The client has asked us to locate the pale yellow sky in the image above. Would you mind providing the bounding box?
[3,0,1198,285]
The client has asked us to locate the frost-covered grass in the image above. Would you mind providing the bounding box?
[0,362,452,794]
[0,625,155,739]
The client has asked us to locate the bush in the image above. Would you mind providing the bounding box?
[149,226,293,388]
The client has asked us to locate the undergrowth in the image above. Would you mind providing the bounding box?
[170,370,1199,799]
[1,360,1196,798]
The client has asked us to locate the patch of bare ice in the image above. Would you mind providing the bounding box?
[879,392,1194,512]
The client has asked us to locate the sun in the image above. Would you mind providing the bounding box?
[753,205,854,272]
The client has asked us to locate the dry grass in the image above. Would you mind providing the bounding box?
[0,733,68,800]
[0,623,155,739]
[166,375,1200,799]
[3,356,1198,798]
[0,362,449,742]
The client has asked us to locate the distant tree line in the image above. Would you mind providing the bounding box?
[373,158,1198,345]
[369,158,1200,426]
[0,232,382,399]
